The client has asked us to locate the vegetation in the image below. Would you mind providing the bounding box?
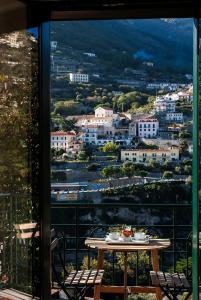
[87,163,101,171]
[100,142,119,153]
[162,171,173,179]
[54,100,86,116]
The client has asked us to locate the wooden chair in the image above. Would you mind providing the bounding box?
[150,271,192,300]
[51,236,104,300]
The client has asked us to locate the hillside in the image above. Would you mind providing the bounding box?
[51,18,193,75]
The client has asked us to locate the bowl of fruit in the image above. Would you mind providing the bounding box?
[122,226,133,241]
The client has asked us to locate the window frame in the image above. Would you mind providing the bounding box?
[40,8,200,300]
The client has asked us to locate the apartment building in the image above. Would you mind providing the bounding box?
[166,112,183,123]
[121,147,179,163]
[155,96,176,113]
[51,131,76,150]
[137,118,159,138]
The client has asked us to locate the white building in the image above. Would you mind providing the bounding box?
[155,96,176,113]
[95,107,114,118]
[51,131,76,151]
[69,73,89,83]
[82,125,99,145]
[166,112,183,123]
[121,147,179,164]
[137,118,159,138]
[75,107,120,128]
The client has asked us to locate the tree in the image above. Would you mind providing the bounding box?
[114,91,149,112]
[54,100,85,117]
[138,170,148,177]
[77,150,89,161]
[162,171,173,179]
[184,165,192,175]
[63,119,77,132]
[87,163,101,172]
[101,166,121,178]
[56,149,66,156]
[148,159,160,170]
[175,166,182,174]
[121,162,135,178]
[100,142,119,153]
[179,139,188,155]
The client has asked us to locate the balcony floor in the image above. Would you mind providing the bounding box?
[0,289,38,300]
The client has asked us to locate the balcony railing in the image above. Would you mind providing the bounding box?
[51,202,192,289]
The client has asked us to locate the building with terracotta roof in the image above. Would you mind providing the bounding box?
[121,147,179,164]
[51,131,77,151]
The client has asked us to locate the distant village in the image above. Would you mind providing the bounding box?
[50,39,193,199]
[51,89,192,164]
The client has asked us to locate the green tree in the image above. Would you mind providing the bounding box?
[77,150,89,161]
[54,100,85,116]
[138,170,148,177]
[162,171,173,179]
[121,162,135,178]
[184,165,192,175]
[101,166,121,178]
[175,166,182,174]
[100,142,119,153]
[179,139,189,155]
[115,91,149,112]
[87,163,101,172]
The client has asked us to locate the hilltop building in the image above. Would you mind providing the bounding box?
[95,107,113,118]
[154,96,176,113]
[74,107,121,127]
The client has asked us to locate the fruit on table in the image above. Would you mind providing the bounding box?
[122,229,132,237]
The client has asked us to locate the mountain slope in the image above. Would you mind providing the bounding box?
[51,18,193,74]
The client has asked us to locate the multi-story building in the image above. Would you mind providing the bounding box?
[166,112,183,123]
[82,125,100,145]
[129,121,137,137]
[121,147,179,164]
[95,107,113,118]
[69,73,89,83]
[51,131,76,151]
[155,96,176,113]
[137,118,159,138]
[75,107,120,127]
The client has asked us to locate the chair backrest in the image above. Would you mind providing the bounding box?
[51,238,59,252]
[15,222,39,239]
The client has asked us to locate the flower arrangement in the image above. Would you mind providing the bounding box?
[109,225,147,235]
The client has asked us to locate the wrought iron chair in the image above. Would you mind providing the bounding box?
[150,230,192,300]
[150,271,192,300]
[51,232,104,300]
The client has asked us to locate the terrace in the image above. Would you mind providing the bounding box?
[0,0,200,300]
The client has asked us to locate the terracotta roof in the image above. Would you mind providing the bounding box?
[96,106,113,110]
[122,147,178,153]
[51,131,76,136]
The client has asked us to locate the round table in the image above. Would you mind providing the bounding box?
[85,238,171,300]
